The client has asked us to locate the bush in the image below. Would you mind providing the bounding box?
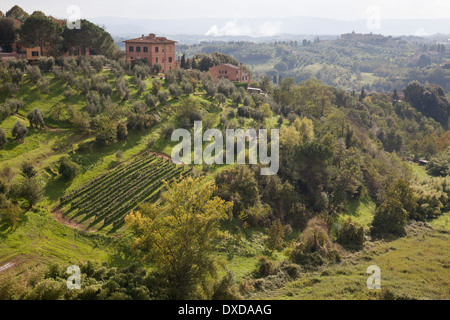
[371,199,408,236]
[157,91,169,105]
[287,217,341,267]
[27,108,45,129]
[11,121,28,141]
[26,65,42,83]
[212,271,242,300]
[0,128,7,148]
[168,83,182,99]
[10,68,23,84]
[38,57,55,72]
[336,218,365,249]
[98,82,113,98]
[58,156,81,181]
[427,148,450,177]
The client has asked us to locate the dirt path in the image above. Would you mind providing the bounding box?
[51,208,94,233]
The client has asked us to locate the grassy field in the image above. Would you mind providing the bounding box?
[251,224,450,300]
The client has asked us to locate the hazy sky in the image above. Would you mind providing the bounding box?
[2,0,450,20]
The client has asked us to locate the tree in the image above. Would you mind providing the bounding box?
[18,15,62,56]
[27,108,45,129]
[153,63,162,74]
[116,122,128,141]
[62,19,116,57]
[5,5,29,22]
[94,117,117,146]
[0,18,16,52]
[125,178,232,299]
[180,54,186,69]
[359,86,366,101]
[266,220,285,251]
[21,161,37,178]
[260,75,273,93]
[58,156,80,181]
[0,200,22,231]
[11,121,28,141]
[371,198,408,236]
[14,178,43,208]
[0,128,7,149]
[403,81,449,128]
[392,88,399,105]
[214,93,227,107]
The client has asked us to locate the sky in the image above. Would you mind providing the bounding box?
[2,0,450,21]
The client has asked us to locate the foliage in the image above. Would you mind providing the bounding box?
[125,178,232,299]
[58,156,81,181]
[336,217,365,249]
[286,217,341,267]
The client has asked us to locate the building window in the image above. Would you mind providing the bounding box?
[143,47,148,52]
[32,51,39,57]
[129,46,134,52]
[156,57,158,63]
[169,57,173,63]
[136,46,141,52]
[155,47,159,52]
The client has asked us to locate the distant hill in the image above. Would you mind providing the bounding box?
[90,16,450,39]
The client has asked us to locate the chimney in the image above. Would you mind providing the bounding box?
[149,33,156,38]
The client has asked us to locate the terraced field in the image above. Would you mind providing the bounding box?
[57,153,190,231]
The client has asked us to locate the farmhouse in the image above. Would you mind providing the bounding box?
[123,33,177,73]
[209,63,251,84]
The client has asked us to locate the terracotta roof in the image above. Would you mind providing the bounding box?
[123,34,177,44]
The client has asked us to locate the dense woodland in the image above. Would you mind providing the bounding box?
[0,6,449,300]
[178,37,450,93]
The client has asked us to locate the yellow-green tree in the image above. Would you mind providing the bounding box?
[125,177,233,299]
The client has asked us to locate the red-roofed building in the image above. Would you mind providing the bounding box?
[209,63,251,83]
[123,33,177,73]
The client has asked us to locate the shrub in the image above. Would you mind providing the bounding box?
[98,82,113,98]
[336,217,365,249]
[27,108,45,129]
[58,156,81,181]
[26,65,42,83]
[287,217,341,267]
[212,271,242,300]
[38,57,55,72]
[11,121,28,141]
[157,91,169,105]
[10,68,23,84]
[0,128,7,148]
[145,94,158,109]
[427,148,450,177]
[371,199,408,236]
[116,122,128,141]
[266,220,285,251]
[168,83,182,99]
